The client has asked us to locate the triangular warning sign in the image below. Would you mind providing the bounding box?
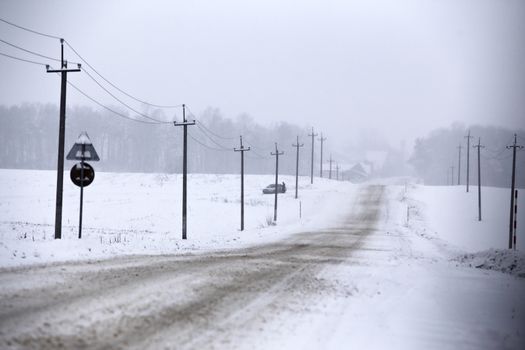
[66,132,100,161]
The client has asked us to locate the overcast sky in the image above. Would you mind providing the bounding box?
[0,0,524,149]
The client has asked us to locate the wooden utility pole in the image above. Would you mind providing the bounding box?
[234,136,250,230]
[457,144,462,185]
[513,190,518,250]
[46,38,81,239]
[173,104,196,239]
[318,133,326,178]
[328,154,334,180]
[292,136,304,199]
[271,143,284,222]
[336,163,340,181]
[506,134,523,249]
[473,138,484,221]
[465,130,473,192]
[308,127,318,184]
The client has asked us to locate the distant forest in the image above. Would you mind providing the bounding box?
[0,103,316,176]
[1,104,523,188]
[410,123,525,187]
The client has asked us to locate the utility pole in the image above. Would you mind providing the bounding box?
[513,190,518,250]
[465,130,474,192]
[292,136,304,199]
[234,136,250,231]
[450,166,455,186]
[271,143,284,222]
[473,138,484,221]
[457,144,462,185]
[506,134,523,249]
[173,104,196,239]
[336,163,340,181]
[328,154,334,180]
[308,127,318,184]
[46,38,81,239]
[318,133,327,178]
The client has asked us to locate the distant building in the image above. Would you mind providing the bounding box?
[345,162,372,182]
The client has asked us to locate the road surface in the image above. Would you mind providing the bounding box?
[1,185,524,349]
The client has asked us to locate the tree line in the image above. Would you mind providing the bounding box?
[0,103,314,176]
[410,123,525,187]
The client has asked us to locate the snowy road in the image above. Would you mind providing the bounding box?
[0,185,383,349]
[1,184,524,349]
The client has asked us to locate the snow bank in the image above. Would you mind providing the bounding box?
[0,169,356,267]
[402,184,524,252]
[454,249,525,278]
[396,183,525,277]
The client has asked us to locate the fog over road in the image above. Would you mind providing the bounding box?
[0,185,382,349]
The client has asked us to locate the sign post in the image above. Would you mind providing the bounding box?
[67,132,100,238]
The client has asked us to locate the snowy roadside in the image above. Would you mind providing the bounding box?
[248,181,525,350]
[1,173,524,349]
[398,182,525,278]
[0,169,357,268]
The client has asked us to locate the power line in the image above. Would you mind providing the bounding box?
[0,37,174,123]
[0,38,164,124]
[0,17,183,109]
[244,143,271,159]
[3,51,169,125]
[195,120,237,140]
[0,37,71,64]
[0,17,62,40]
[64,40,183,109]
[67,80,165,125]
[246,152,269,160]
[243,139,273,153]
[194,123,234,150]
[82,69,172,124]
[185,108,237,140]
[245,149,270,159]
[0,51,47,66]
[181,107,271,155]
[188,131,230,152]
[186,107,271,155]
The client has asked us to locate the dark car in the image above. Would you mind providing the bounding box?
[262,182,286,194]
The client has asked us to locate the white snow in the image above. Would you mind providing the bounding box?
[402,183,525,277]
[1,170,524,349]
[0,169,356,267]
[408,184,525,252]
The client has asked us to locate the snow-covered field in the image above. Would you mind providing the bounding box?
[3,170,521,270]
[404,183,525,276]
[0,169,356,267]
[1,170,524,349]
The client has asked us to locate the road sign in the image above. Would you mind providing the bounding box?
[70,162,95,187]
[67,131,100,239]
[67,132,100,161]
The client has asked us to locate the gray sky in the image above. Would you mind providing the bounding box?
[1,0,524,149]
